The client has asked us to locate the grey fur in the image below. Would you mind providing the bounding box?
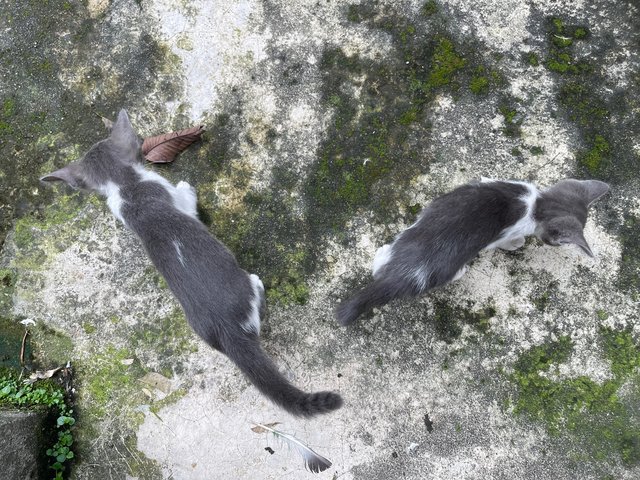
[41,110,342,417]
[336,178,609,326]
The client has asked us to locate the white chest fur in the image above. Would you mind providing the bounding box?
[484,180,539,250]
[100,181,126,225]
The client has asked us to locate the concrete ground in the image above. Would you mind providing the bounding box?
[1,0,639,479]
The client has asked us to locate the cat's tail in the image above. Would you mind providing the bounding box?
[335,279,401,326]
[224,335,343,417]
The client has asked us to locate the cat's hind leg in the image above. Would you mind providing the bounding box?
[173,181,198,218]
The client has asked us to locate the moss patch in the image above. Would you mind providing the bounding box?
[431,299,497,342]
[131,308,198,377]
[0,268,17,315]
[617,214,640,296]
[30,322,74,368]
[498,101,522,138]
[204,3,509,306]
[579,134,610,174]
[510,328,640,465]
[0,316,31,370]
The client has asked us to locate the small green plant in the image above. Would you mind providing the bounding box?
[0,375,75,479]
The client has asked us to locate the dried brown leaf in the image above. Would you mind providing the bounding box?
[24,367,61,384]
[142,125,205,163]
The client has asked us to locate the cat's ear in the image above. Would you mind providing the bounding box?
[578,180,609,206]
[40,163,84,189]
[541,217,594,257]
[559,230,593,257]
[110,109,141,157]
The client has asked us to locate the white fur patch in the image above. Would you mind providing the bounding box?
[174,181,198,218]
[173,240,186,267]
[101,181,127,226]
[372,244,392,278]
[133,165,198,219]
[485,181,538,251]
[243,274,263,335]
[410,264,430,291]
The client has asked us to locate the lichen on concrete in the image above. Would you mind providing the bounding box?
[1,0,639,479]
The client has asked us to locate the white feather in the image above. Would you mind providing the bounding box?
[252,423,332,473]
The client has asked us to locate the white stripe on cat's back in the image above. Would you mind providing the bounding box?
[134,164,174,191]
[372,244,392,278]
[243,274,263,335]
[100,181,127,226]
[173,240,186,267]
[133,165,198,219]
[485,181,539,250]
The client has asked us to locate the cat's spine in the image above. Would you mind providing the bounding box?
[224,335,343,417]
[335,279,402,326]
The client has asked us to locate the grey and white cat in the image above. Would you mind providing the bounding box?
[41,110,342,417]
[336,178,609,326]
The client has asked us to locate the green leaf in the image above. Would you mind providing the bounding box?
[56,454,66,463]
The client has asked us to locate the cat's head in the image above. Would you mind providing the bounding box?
[40,109,142,192]
[535,179,610,257]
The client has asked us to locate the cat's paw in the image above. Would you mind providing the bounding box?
[176,180,193,191]
[502,236,525,251]
[451,265,468,282]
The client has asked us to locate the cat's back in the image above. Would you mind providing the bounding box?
[119,180,245,293]
[392,180,532,268]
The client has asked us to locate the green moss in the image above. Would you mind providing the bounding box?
[526,52,539,66]
[530,281,559,312]
[552,35,573,48]
[81,322,97,335]
[579,134,610,174]
[0,268,16,315]
[346,3,377,23]
[510,329,640,464]
[406,203,423,217]
[308,27,468,232]
[574,27,587,39]
[617,214,640,295]
[469,75,489,95]
[425,36,466,90]
[559,83,609,126]
[528,145,544,156]
[544,18,590,75]
[552,18,565,33]
[421,0,438,16]
[123,434,163,479]
[11,192,92,272]
[131,308,198,372]
[149,387,188,416]
[498,102,522,137]
[30,322,74,367]
[432,299,496,342]
[399,106,420,125]
[0,317,31,370]
[80,345,145,418]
